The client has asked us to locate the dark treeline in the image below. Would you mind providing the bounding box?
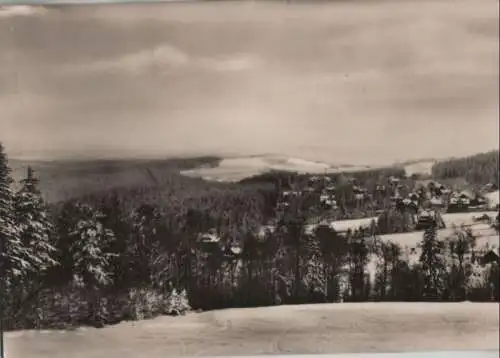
[1,144,499,332]
[431,150,499,186]
[9,155,224,203]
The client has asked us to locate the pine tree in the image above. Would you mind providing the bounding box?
[69,203,116,325]
[14,166,57,274]
[69,204,116,289]
[0,144,32,284]
[419,222,446,300]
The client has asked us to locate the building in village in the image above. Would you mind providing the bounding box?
[448,190,474,212]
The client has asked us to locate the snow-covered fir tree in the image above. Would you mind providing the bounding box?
[419,222,447,300]
[69,203,116,289]
[68,203,118,325]
[14,166,57,274]
[0,144,32,284]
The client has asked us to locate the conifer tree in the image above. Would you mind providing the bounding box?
[0,144,32,284]
[14,166,57,274]
[69,204,116,289]
[419,221,446,300]
[69,203,116,325]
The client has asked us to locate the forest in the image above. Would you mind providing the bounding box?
[431,150,499,186]
[1,143,499,331]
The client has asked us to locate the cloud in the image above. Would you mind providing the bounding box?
[77,45,189,75]
[65,44,262,76]
[200,54,262,72]
[2,1,498,164]
[0,6,47,18]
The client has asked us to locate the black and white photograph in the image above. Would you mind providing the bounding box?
[0,1,499,357]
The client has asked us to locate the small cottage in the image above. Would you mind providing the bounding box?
[482,248,500,265]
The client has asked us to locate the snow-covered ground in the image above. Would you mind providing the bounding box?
[379,224,498,249]
[305,217,377,235]
[404,160,436,177]
[441,211,497,228]
[5,302,498,358]
[373,221,498,268]
[302,211,497,237]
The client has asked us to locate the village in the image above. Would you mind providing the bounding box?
[197,172,500,276]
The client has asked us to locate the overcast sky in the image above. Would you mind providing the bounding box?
[0,0,498,165]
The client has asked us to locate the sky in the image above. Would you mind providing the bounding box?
[0,0,498,165]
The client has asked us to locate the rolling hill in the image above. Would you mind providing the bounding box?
[6,149,498,203]
[8,156,223,203]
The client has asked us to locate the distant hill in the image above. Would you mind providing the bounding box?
[180,155,374,182]
[7,150,498,204]
[9,156,222,203]
[431,150,499,186]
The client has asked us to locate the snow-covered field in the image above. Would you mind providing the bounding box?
[303,211,497,237]
[379,224,498,250]
[404,160,436,177]
[373,221,498,268]
[5,303,498,358]
[305,217,377,235]
[441,211,498,228]
[181,155,374,182]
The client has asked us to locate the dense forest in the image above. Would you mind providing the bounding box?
[431,150,499,186]
[1,143,499,332]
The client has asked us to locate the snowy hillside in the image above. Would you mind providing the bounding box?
[404,160,436,177]
[181,155,373,182]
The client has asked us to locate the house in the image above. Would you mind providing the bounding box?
[448,191,472,212]
[415,210,443,230]
[402,197,419,213]
[482,248,500,265]
[430,196,445,208]
[459,190,474,201]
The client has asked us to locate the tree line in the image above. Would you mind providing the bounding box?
[431,150,499,186]
[1,143,499,332]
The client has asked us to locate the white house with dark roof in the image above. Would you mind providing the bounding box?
[430,196,445,208]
